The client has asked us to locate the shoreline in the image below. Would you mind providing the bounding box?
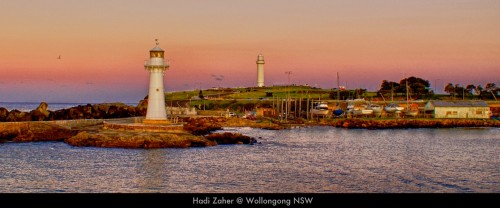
[1,117,498,148]
[219,117,500,129]
[309,118,500,129]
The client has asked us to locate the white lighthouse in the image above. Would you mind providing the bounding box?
[256,53,265,87]
[144,39,169,123]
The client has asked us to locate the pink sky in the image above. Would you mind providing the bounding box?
[1,0,499,103]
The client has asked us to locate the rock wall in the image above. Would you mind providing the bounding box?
[0,122,75,142]
[330,118,500,129]
[0,102,145,122]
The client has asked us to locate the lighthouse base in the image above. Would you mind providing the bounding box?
[143,119,171,125]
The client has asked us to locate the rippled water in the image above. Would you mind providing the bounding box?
[0,127,498,193]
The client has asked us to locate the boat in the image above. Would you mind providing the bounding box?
[332,101,344,117]
[351,99,373,116]
[353,107,373,116]
[382,83,403,113]
[311,102,329,116]
[402,78,419,117]
[333,109,344,117]
[404,108,419,117]
[346,100,355,114]
[353,109,373,115]
[384,103,404,113]
[369,104,383,117]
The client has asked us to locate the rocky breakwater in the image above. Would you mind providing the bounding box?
[0,102,145,122]
[332,118,500,129]
[64,117,259,149]
[205,132,257,145]
[187,117,284,130]
[182,117,259,145]
[65,130,217,148]
[0,122,75,142]
[52,103,139,120]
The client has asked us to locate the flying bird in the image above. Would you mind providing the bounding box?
[57,55,61,59]
[211,74,224,81]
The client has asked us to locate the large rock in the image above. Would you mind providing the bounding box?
[6,110,31,122]
[30,102,51,121]
[183,117,223,135]
[82,104,94,119]
[135,97,148,116]
[90,103,137,118]
[91,104,106,118]
[0,107,8,122]
[204,132,257,145]
[52,108,69,120]
[68,107,84,119]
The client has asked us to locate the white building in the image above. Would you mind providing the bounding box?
[424,100,491,119]
[144,40,169,122]
[256,54,265,87]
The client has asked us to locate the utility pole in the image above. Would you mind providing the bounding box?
[463,87,465,100]
[285,71,292,84]
[337,72,340,101]
[285,71,292,121]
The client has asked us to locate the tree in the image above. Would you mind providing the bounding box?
[379,80,400,91]
[485,83,497,91]
[466,84,476,99]
[454,84,465,100]
[399,76,430,99]
[378,80,400,99]
[354,88,367,99]
[329,90,350,100]
[475,85,483,95]
[198,90,205,99]
[485,83,498,100]
[465,84,475,95]
[444,83,455,98]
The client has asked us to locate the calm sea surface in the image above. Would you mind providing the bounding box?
[0,126,498,193]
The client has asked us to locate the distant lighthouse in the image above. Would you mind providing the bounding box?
[144,39,169,122]
[256,53,265,87]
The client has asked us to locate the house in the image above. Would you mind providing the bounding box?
[166,107,197,116]
[424,100,491,119]
[489,103,500,117]
[256,108,276,117]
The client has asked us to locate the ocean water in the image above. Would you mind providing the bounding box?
[0,126,498,193]
[0,102,138,112]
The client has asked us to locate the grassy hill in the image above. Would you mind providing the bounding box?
[161,85,497,112]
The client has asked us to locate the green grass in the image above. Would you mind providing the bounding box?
[164,86,497,102]
[165,91,196,100]
[226,91,267,99]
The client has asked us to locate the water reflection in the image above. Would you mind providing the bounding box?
[136,149,169,192]
[0,127,498,193]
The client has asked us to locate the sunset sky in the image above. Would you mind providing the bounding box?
[1,0,499,103]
